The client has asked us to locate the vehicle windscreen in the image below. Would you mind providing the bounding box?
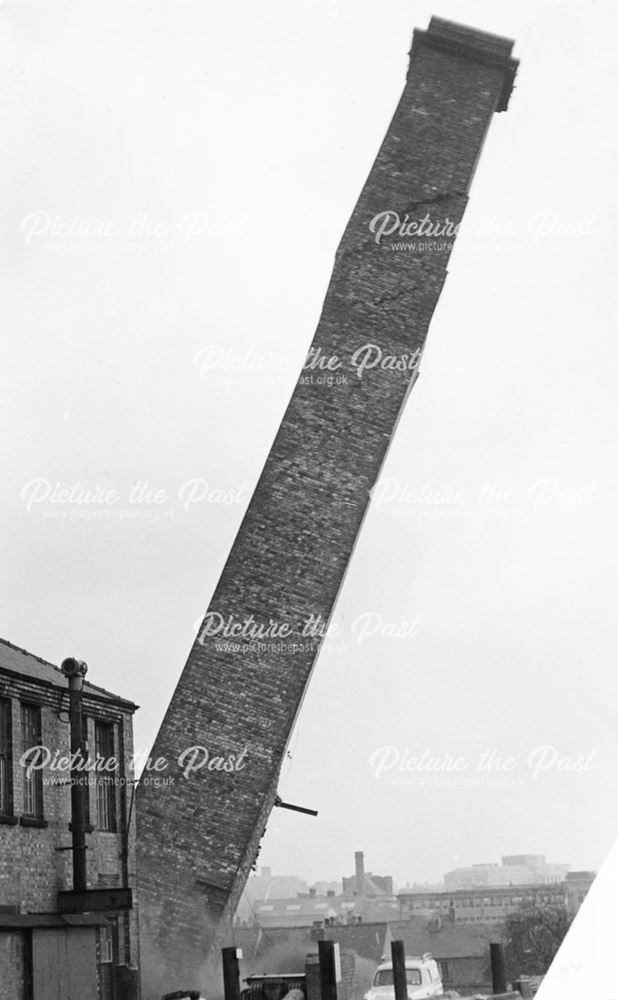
[373,969,422,987]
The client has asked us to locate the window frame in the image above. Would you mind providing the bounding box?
[0,697,14,817]
[20,702,44,820]
[80,714,92,827]
[94,720,117,832]
[439,960,451,982]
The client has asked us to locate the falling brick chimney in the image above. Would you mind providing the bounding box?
[137,17,518,996]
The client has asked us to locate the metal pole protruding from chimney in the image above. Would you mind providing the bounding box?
[61,657,88,893]
[490,942,507,995]
[391,941,408,1000]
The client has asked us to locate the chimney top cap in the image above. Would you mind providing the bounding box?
[411,17,519,112]
[427,17,515,59]
[61,657,88,679]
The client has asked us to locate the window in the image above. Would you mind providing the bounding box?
[80,716,91,827]
[99,923,113,963]
[95,721,116,832]
[0,699,13,815]
[374,970,422,987]
[21,704,43,818]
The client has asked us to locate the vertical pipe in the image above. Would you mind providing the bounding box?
[117,716,131,965]
[61,658,88,893]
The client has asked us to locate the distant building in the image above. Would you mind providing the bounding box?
[0,639,139,1000]
[237,851,396,927]
[341,851,394,897]
[239,887,400,929]
[564,872,596,915]
[244,891,338,928]
[311,880,342,897]
[398,876,591,926]
[237,867,309,921]
[444,855,570,890]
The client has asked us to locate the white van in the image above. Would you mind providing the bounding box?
[363,954,443,1000]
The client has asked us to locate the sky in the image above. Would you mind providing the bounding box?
[2,0,618,891]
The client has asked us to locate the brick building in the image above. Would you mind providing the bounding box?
[240,891,400,930]
[236,867,310,922]
[398,880,585,925]
[341,852,393,898]
[389,920,494,994]
[563,871,596,914]
[0,639,139,1000]
[443,855,570,890]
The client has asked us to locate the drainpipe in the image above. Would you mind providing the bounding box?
[61,657,88,893]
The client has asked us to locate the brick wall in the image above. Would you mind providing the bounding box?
[305,950,355,1000]
[0,931,29,1000]
[137,17,518,997]
[0,664,140,989]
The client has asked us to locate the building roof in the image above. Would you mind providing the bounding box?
[251,896,338,925]
[232,922,389,965]
[248,894,400,928]
[0,637,138,711]
[234,918,494,965]
[389,920,495,960]
[342,874,393,897]
[314,922,390,962]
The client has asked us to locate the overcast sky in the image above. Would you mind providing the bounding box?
[3,0,618,890]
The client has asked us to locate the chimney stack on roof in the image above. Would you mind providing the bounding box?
[355,851,366,894]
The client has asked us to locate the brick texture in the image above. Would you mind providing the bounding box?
[0,931,28,1000]
[136,18,518,998]
[306,950,355,1000]
[0,651,140,996]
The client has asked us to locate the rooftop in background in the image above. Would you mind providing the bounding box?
[389,919,495,959]
[232,917,496,964]
[236,892,399,928]
[0,637,138,711]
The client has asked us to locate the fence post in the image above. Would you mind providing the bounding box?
[318,939,339,1000]
[490,942,507,994]
[390,940,408,1000]
[222,946,243,1000]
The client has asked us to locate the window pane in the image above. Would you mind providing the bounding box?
[95,722,116,831]
[21,704,43,818]
[0,700,11,813]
